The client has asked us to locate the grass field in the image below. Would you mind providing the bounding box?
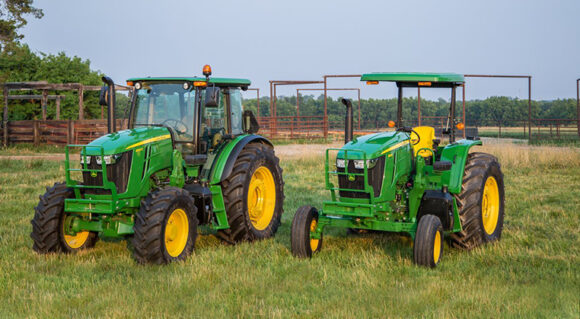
[0,141,579,318]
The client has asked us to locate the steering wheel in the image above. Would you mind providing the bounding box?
[398,127,421,145]
[161,119,188,135]
[409,128,421,146]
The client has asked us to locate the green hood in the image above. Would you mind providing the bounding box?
[338,131,410,159]
[84,126,172,155]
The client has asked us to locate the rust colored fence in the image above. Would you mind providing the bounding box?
[257,116,326,139]
[0,119,128,146]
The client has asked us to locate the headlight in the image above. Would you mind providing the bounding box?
[353,158,379,169]
[80,155,91,164]
[336,159,346,168]
[95,154,121,165]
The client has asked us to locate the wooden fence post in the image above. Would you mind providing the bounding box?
[41,90,48,120]
[78,86,84,120]
[70,120,76,144]
[3,86,8,146]
[56,97,61,120]
[33,120,40,146]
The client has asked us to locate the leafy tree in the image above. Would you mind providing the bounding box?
[0,43,104,120]
[0,0,43,51]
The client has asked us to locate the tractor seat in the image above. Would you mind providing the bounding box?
[410,126,435,158]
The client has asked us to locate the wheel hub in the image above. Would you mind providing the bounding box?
[247,166,276,230]
[481,176,500,235]
[164,208,189,257]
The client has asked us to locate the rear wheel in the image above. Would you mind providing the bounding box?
[291,205,323,258]
[217,143,284,243]
[413,214,443,267]
[31,182,98,253]
[449,152,505,249]
[132,187,198,264]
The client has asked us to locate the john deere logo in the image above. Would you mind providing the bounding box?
[348,175,356,181]
[91,172,98,178]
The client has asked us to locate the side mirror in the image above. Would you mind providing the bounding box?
[205,86,220,107]
[243,110,260,134]
[99,85,109,106]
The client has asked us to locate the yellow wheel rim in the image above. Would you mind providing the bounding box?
[62,216,90,249]
[309,219,319,252]
[482,176,500,235]
[64,231,90,249]
[165,208,189,257]
[433,231,441,264]
[248,166,276,230]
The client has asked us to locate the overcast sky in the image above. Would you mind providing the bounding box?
[21,0,580,101]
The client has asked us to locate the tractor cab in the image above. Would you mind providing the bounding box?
[126,68,253,161]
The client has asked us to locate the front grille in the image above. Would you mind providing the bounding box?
[338,156,385,199]
[82,151,132,195]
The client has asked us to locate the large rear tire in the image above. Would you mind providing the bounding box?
[132,187,198,264]
[217,143,284,243]
[31,182,98,253]
[449,152,505,249]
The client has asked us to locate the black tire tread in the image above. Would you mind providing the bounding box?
[291,205,321,258]
[132,187,198,264]
[31,182,98,253]
[217,143,284,244]
[413,214,443,267]
[449,152,504,250]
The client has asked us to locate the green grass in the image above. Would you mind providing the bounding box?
[271,137,333,145]
[0,143,67,156]
[0,144,579,318]
[529,139,580,147]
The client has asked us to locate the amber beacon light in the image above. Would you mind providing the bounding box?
[203,65,212,77]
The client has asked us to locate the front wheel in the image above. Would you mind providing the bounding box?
[31,182,98,253]
[291,205,323,258]
[413,214,444,268]
[132,187,198,264]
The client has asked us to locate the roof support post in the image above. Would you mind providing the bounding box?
[417,87,421,126]
[397,85,403,127]
[462,84,466,139]
[450,86,456,143]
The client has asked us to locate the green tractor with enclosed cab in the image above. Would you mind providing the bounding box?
[31,65,284,264]
[291,73,504,267]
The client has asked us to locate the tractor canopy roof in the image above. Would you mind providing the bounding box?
[126,77,251,87]
[361,73,464,87]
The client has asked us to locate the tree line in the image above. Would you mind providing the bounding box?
[242,95,578,128]
[0,45,576,126]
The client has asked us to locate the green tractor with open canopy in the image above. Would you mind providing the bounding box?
[31,65,284,264]
[291,73,504,267]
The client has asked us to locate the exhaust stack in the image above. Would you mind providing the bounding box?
[100,76,116,133]
[341,98,353,144]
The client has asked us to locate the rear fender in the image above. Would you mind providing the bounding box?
[440,139,482,194]
[209,135,273,185]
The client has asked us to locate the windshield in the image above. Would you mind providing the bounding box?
[133,83,196,142]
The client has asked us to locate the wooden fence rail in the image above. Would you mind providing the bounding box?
[0,119,127,146]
